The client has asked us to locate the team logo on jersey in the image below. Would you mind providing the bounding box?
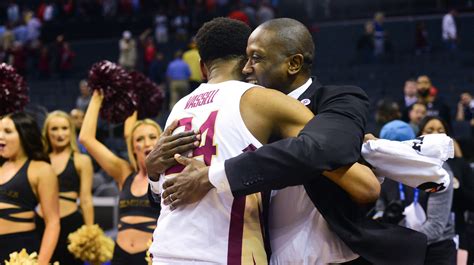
[301,98,311,105]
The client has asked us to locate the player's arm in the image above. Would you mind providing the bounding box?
[224,85,370,195]
[243,87,379,204]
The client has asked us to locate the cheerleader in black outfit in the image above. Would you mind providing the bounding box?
[0,112,60,265]
[36,110,94,264]
[79,90,161,265]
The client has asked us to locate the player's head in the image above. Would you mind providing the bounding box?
[242,18,314,93]
[195,17,251,81]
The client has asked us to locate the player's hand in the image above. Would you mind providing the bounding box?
[161,154,213,209]
[145,120,200,181]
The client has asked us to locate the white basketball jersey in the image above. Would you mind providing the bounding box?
[150,81,267,265]
[269,187,359,265]
[268,83,358,265]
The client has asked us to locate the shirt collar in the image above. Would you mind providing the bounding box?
[287,78,313,99]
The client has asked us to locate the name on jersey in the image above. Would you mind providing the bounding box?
[185,89,219,109]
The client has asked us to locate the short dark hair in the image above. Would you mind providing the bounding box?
[376,99,401,123]
[2,112,49,163]
[195,17,251,64]
[260,18,314,74]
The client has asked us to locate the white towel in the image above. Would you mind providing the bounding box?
[362,134,454,193]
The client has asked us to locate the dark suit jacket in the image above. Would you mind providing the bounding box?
[225,78,427,265]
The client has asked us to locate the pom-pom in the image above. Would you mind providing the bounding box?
[0,63,29,116]
[68,224,114,265]
[88,60,137,123]
[4,249,59,265]
[130,71,164,119]
[145,239,152,265]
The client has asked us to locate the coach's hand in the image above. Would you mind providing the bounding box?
[145,120,200,181]
[364,133,378,143]
[162,154,213,209]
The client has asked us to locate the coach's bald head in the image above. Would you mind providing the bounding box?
[243,18,314,94]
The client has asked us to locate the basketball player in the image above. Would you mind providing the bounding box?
[148,17,378,264]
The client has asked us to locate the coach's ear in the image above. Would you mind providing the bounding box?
[200,60,208,81]
[287,54,304,75]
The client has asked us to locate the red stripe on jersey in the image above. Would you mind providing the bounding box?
[227,196,246,265]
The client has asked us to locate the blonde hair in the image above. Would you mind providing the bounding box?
[42,110,79,154]
[127,119,162,171]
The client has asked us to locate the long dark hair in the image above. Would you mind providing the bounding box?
[2,112,50,163]
[417,116,451,137]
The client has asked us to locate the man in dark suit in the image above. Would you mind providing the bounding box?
[147,18,427,265]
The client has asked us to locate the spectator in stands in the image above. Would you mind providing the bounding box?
[373,12,385,56]
[70,108,88,154]
[131,0,141,14]
[118,30,137,70]
[416,75,451,128]
[10,41,27,76]
[356,21,374,63]
[373,99,401,136]
[25,11,42,44]
[53,34,65,73]
[139,29,156,74]
[166,50,190,109]
[456,92,474,126]
[7,0,20,24]
[76,80,91,111]
[377,116,457,265]
[154,10,169,44]
[61,0,75,18]
[149,52,167,85]
[59,42,75,78]
[399,78,418,121]
[102,0,117,17]
[256,1,275,25]
[171,9,190,42]
[228,3,250,25]
[408,102,427,135]
[42,1,56,22]
[13,21,28,45]
[417,117,460,264]
[70,108,84,134]
[182,38,202,91]
[442,8,458,52]
[415,21,430,55]
[243,3,257,28]
[1,24,15,52]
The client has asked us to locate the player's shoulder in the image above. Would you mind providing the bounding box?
[243,86,287,100]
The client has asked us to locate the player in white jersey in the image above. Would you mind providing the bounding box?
[149,18,377,265]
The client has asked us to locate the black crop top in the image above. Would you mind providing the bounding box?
[57,154,80,203]
[0,160,38,223]
[118,174,160,233]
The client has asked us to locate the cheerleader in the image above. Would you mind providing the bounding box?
[0,112,60,264]
[35,110,94,264]
[79,90,161,265]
